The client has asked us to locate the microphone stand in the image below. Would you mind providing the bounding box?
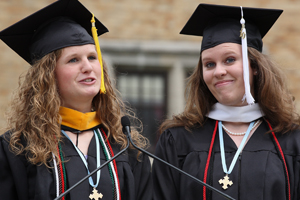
[123,126,235,200]
[54,116,235,200]
[53,135,130,200]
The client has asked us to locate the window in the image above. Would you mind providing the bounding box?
[117,70,167,153]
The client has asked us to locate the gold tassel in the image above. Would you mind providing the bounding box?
[91,14,106,94]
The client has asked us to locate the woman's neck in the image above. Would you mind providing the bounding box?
[61,103,92,113]
[65,130,94,156]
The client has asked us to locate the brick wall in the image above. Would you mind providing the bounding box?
[1,0,300,130]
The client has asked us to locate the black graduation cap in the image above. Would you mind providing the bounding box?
[180,4,283,52]
[0,0,108,64]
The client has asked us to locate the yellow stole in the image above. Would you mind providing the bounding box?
[59,106,101,131]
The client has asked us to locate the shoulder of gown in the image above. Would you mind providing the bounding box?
[159,118,217,156]
[275,126,300,156]
[1,131,57,200]
[0,131,30,200]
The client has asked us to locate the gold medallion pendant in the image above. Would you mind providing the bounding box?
[219,174,233,190]
[89,188,103,200]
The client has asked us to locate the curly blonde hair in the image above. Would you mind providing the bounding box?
[6,49,149,166]
[159,47,300,134]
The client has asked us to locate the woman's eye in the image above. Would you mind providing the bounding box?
[205,62,216,68]
[226,57,235,64]
[88,56,97,60]
[68,58,77,63]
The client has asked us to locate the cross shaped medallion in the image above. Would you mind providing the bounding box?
[89,188,103,200]
[218,174,233,190]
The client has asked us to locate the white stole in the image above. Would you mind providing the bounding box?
[206,103,264,122]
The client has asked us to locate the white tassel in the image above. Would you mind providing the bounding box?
[240,6,255,105]
[52,152,60,198]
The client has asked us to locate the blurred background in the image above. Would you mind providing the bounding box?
[0,0,300,153]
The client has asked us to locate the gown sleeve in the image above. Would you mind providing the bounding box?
[0,134,28,200]
[152,129,181,200]
[129,150,153,200]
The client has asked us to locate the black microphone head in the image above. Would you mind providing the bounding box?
[121,116,131,127]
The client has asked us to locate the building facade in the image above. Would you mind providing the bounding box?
[1,0,300,151]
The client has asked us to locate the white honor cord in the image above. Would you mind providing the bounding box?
[240,6,255,105]
[61,130,101,188]
[219,121,254,174]
[52,152,60,197]
[97,129,120,200]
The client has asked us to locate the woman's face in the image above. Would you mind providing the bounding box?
[201,43,254,107]
[55,44,102,111]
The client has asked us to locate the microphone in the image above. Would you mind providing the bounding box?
[121,116,235,200]
[54,131,130,200]
[121,116,131,136]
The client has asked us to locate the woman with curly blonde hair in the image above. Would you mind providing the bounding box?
[153,4,300,200]
[0,1,152,200]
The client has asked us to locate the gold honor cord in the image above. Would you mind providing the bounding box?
[91,14,106,94]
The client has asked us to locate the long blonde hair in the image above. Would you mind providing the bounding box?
[6,49,148,166]
[159,47,300,134]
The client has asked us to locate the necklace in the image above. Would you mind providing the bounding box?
[61,130,103,199]
[218,121,254,190]
[222,120,261,136]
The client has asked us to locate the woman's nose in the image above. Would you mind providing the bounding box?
[214,64,227,78]
[81,58,93,73]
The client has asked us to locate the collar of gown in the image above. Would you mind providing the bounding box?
[206,103,264,122]
[59,106,101,131]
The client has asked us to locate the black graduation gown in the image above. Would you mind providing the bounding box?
[152,118,300,200]
[0,129,152,200]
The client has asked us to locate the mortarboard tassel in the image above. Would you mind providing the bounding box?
[91,14,106,94]
[240,7,254,105]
